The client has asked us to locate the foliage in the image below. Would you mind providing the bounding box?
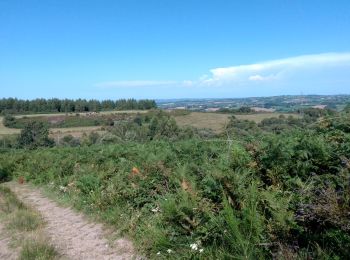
[0,97,157,114]
[8,209,42,231]
[105,111,205,142]
[19,240,58,260]
[1,109,350,259]
[0,185,25,213]
[17,121,54,149]
[297,107,336,118]
[60,134,81,147]
[0,165,12,183]
[218,106,253,114]
[6,113,131,129]
[0,185,58,260]
[3,114,16,127]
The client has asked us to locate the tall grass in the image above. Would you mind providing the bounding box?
[0,185,58,259]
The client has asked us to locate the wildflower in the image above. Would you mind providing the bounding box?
[59,186,67,193]
[131,167,140,175]
[151,207,160,213]
[190,243,198,251]
[167,249,173,254]
[199,249,204,253]
[156,252,161,255]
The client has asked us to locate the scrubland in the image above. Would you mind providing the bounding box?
[1,106,349,259]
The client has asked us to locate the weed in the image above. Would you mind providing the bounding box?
[19,240,58,260]
[8,209,41,231]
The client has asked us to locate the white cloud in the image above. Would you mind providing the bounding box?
[95,52,350,90]
[249,75,266,81]
[206,52,350,86]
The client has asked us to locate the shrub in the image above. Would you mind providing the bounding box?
[3,114,16,127]
[0,166,11,183]
[17,121,54,149]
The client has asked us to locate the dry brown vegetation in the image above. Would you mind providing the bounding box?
[0,117,20,136]
[1,111,301,137]
[174,112,301,133]
[0,116,105,138]
[49,127,105,139]
[0,110,147,137]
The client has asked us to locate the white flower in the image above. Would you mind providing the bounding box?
[199,248,204,253]
[151,207,160,213]
[167,249,173,254]
[156,251,161,255]
[190,243,198,251]
[59,186,67,192]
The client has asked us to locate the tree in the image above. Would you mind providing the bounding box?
[17,121,54,149]
[0,98,157,114]
[3,114,16,127]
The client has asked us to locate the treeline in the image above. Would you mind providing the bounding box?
[0,98,157,114]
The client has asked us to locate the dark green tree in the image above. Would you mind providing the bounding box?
[17,121,54,149]
[3,114,16,127]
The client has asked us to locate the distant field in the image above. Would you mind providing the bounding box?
[50,127,105,140]
[235,112,301,122]
[0,110,147,137]
[0,116,105,138]
[1,111,301,137]
[174,112,301,133]
[0,117,21,136]
[175,112,230,133]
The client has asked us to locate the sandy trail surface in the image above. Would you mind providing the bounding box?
[0,223,18,260]
[6,183,136,260]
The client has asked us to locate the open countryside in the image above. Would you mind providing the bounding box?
[1,1,350,259]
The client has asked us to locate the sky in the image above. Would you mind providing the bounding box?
[0,0,350,100]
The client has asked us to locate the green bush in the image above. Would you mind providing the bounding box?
[0,166,11,182]
[17,121,54,149]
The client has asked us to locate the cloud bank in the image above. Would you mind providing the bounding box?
[202,52,350,86]
[96,52,350,91]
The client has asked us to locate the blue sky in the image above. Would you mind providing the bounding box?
[1,0,350,99]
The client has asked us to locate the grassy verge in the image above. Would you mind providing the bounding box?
[0,185,59,260]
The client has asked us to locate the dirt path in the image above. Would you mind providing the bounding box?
[0,224,18,260]
[7,183,136,260]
